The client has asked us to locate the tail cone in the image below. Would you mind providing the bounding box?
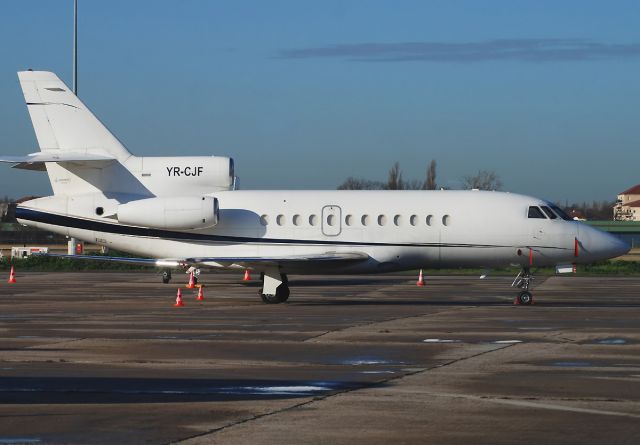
[416,269,425,287]
[8,266,16,284]
[243,270,251,281]
[174,288,184,307]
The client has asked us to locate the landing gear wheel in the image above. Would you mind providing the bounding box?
[161,270,172,284]
[259,274,290,304]
[259,284,290,304]
[516,291,533,305]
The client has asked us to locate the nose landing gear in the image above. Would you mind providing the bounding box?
[512,267,534,305]
[161,270,172,284]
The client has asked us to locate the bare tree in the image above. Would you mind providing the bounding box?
[424,159,437,190]
[462,170,503,191]
[386,162,404,190]
[337,177,385,190]
[405,179,424,190]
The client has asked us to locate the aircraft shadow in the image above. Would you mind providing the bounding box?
[0,376,371,404]
[239,278,413,287]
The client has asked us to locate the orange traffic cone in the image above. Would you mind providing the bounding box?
[243,269,251,281]
[196,286,204,301]
[174,288,184,307]
[416,269,425,286]
[186,271,195,289]
[7,266,16,284]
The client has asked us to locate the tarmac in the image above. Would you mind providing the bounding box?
[0,271,639,445]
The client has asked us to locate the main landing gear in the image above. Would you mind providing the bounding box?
[511,267,534,305]
[259,269,289,304]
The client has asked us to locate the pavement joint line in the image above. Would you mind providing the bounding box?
[172,342,515,445]
[303,305,477,342]
[416,391,640,419]
[24,337,87,349]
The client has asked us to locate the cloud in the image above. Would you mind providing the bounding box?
[278,39,640,63]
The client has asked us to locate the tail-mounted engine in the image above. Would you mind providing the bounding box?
[117,196,219,230]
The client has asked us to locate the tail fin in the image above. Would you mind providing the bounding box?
[17,71,137,196]
[18,71,131,159]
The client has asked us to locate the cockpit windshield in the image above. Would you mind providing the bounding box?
[540,206,557,219]
[549,204,573,221]
[528,206,546,219]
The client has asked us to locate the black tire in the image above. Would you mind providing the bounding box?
[517,291,533,305]
[161,270,172,284]
[259,283,290,304]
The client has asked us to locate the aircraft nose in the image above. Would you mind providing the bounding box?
[579,226,630,261]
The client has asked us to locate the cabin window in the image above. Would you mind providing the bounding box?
[276,214,285,226]
[426,215,433,226]
[361,215,370,226]
[378,215,387,226]
[527,206,546,219]
[393,215,402,226]
[327,214,336,226]
[540,206,557,219]
[442,214,451,226]
[410,215,418,226]
[309,214,318,226]
[260,214,269,225]
[345,214,353,226]
[292,214,301,226]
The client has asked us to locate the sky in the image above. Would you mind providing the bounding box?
[0,0,639,203]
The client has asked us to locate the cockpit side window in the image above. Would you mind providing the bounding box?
[540,206,557,219]
[528,206,546,219]
[550,205,573,221]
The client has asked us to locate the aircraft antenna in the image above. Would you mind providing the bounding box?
[72,0,78,95]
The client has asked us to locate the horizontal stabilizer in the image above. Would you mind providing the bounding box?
[0,152,116,170]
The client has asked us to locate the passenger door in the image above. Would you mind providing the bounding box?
[321,205,342,236]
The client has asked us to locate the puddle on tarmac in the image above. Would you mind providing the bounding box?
[492,340,523,344]
[0,439,41,444]
[340,358,403,366]
[422,339,461,343]
[217,385,332,395]
[0,379,352,398]
[552,361,593,367]
[594,338,628,345]
[517,327,556,331]
[360,370,396,375]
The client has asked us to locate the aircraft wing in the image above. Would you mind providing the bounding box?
[34,254,187,268]
[186,252,370,267]
[35,252,369,269]
[0,152,116,171]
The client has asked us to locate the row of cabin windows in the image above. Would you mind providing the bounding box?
[260,213,451,227]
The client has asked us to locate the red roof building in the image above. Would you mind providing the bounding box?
[614,186,640,221]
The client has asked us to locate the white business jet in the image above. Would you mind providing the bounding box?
[1,71,630,304]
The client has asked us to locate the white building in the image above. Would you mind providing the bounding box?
[614,184,640,221]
